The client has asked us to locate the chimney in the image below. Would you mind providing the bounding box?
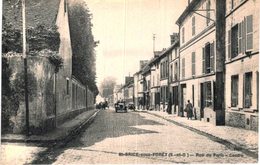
[170,33,179,45]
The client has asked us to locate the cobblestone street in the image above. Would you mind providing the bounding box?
[2,109,257,164]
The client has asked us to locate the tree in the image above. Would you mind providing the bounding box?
[100,77,117,98]
[68,0,99,97]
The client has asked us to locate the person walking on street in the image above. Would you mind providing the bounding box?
[185,100,193,120]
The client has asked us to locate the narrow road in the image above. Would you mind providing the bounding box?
[6,109,258,164]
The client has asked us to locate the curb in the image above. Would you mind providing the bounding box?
[1,110,100,144]
[143,111,258,159]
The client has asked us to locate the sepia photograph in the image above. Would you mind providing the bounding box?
[0,0,259,164]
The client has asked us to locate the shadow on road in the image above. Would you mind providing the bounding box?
[30,109,164,164]
[70,109,163,148]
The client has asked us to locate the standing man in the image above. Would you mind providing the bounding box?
[185,100,193,119]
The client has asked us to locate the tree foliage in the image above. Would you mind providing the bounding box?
[2,16,60,53]
[1,57,13,133]
[68,0,99,97]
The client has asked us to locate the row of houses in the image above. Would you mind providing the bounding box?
[115,0,259,131]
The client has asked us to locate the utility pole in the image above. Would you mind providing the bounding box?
[22,0,30,136]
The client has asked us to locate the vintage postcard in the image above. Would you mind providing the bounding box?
[1,0,259,164]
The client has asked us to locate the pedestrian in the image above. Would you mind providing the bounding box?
[185,100,193,120]
[167,96,172,114]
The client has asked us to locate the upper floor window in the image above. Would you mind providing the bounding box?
[202,42,215,74]
[64,0,67,13]
[174,62,178,81]
[231,0,235,10]
[227,15,253,59]
[246,15,253,50]
[182,27,185,44]
[66,78,70,95]
[231,24,238,58]
[192,16,196,36]
[206,0,211,26]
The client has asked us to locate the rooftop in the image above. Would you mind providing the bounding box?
[176,0,200,25]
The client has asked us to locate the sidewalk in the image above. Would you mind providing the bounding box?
[138,110,258,156]
[1,109,100,143]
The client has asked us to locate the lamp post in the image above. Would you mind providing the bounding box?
[22,0,30,136]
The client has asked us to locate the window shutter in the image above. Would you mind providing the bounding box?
[202,47,205,74]
[246,15,253,51]
[192,16,195,36]
[210,42,215,72]
[182,58,185,78]
[212,81,215,110]
[182,27,185,43]
[192,52,195,76]
[228,30,231,59]
[238,22,242,54]
[242,19,246,53]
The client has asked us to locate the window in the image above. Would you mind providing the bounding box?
[166,86,169,101]
[192,16,195,36]
[192,52,196,76]
[182,27,185,43]
[202,42,214,74]
[153,75,155,87]
[244,72,252,108]
[160,87,163,101]
[182,58,185,78]
[246,15,253,50]
[231,25,238,58]
[166,60,168,77]
[203,82,212,107]
[64,0,67,13]
[66,78,69,95]
[227,15,253,59]
[206,0,211,26]
[160,63,163,78]
[231,0,234,10]
[170,64,173,82]
[231,75,239,107]
[147,80,150,90]
[174,62,178,81]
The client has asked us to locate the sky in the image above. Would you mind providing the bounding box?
[84,0,188,86]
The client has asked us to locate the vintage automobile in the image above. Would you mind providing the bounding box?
[114,102,127,113]
[127,102,135,110]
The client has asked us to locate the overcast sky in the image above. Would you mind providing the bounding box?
[84,0,187,86]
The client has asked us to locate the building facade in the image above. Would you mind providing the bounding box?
[176,0,226,125]
[168,35,180,115]
[224,0,259,131]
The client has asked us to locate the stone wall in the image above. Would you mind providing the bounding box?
[5,54,56,134]
[226,111,258,132]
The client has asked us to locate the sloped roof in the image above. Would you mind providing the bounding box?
[176,0,200,25]
[152,40,179,64]
[3,0,61,29]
